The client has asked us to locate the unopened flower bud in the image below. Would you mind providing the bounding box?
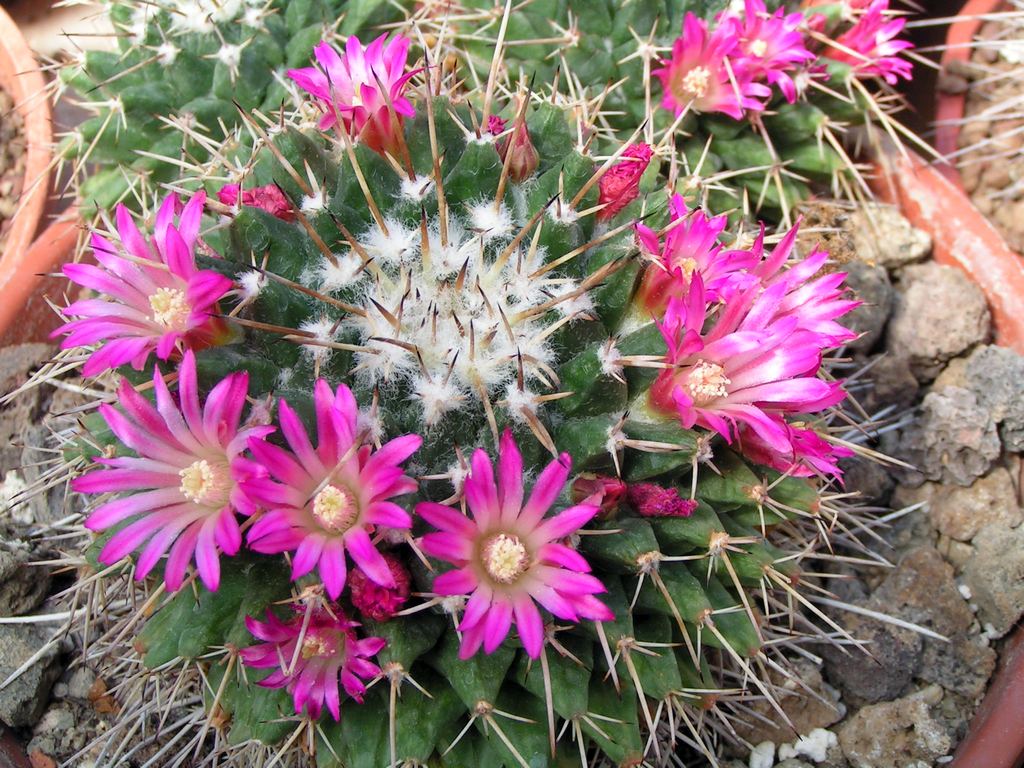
[597,143,653,222]
[495,114,539,183]
[572,474,627,515]
[626,482,697,518]
[349,551,411,621]
[218,183,294,221]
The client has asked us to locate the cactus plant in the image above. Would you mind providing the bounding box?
[408,0,916,223]
[56,0,404,215]
[39,2,916,765]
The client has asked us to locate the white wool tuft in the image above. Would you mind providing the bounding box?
[360,219,418,267]
[317,253,364,293]
[357,407,384,444]
[401,175,435,202]
[155,43,179,66]
[447,461,470,495]
[504,384,537,422]
[238,270,266,301]
[598,340,623,377]
[468,200,514,243]
[301,189,327,213]
[413,377,465,426]
[298,317,340,363]
[217,44,243,70]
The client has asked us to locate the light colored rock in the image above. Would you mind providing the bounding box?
[887,264,990,381]
[749,741,775,768]
[929,468,1021,542]
[779,729,838,763]
[850,204,931,268]
[895,387,1001,487]
[963,344,1024,451]
[837,685,952,768]
[962,522,1024,637]
[0,539,51,616]
[844,261,893,354]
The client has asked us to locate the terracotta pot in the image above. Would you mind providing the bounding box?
[0,208,79,347]
[934,0,1004,186]
[0,4,61,346]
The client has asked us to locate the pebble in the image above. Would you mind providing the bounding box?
[0,624,61,727]
[886,264,990,381]
[837,685,952,768]
[849,204,931,269]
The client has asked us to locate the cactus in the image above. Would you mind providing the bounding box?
[43,4,915,766]
[412,0,914,223]
[56,0,404,215]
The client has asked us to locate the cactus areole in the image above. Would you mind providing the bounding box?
[57,0,914,763]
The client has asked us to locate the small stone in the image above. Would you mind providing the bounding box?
[0,540,51,616]
[894,387,1001,487]
[837,685,952,768]
[734,662,844,745]
[886,264,990,381]
[839,457,895,506]
[931,357,968,393]
[779,729,839,763]
[860,354,919,414]
[29,752,57,768]
[963,345,1024,451]
[66,667,97,702]
[962,522,1024,637]
[843,261,893,354]
[749,741,775,768]
[824,610,921,705]
[0,624,61,727]
[926,468,1021,542]
[849,204,931,269]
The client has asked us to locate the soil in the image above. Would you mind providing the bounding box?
[949,10,1024,252]
[0,85,26,252]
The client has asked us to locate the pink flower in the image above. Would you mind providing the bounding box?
[738,422,854,478]
[217,183,294,221]
[636,193,758,313]
[649,274,847,457]
[655,13,771,120]
[826,0,913,84]
[417,431,613,660]
[751,223,860,347]
[597,143,653,222]
[626,483,697,518]
[349,551,411,622]
[721,0,816,103]
[244,380,421,599]
[288,35,417,156]
[240,604,385,721]
[55,192,233,377]
[74,351,272,592]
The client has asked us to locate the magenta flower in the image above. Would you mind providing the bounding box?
[244,380,421,599]
[74,351,272,591]
[597,143,653,222]
[636,193,757,313]
[655,13,770,120]
[626,483,698,518]
[751,223,860,347]
[721,0,816,103]
[217,183,294,221]
[288,35,416,156]
[739,421,854,479]
[826,0,913,84]
[649,274,847,456]
[417,431,612,660]
[55,192,233,377]
[241,604,385,721]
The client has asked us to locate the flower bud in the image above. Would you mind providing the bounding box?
[494,113,539,183]
[218,183,294,221]
[572,474,628,515]
[349,551,411,622]
[626,483,697,518]
[597,143,653,222]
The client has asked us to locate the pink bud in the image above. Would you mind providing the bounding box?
[218,183,294,221]
[494,115,539,183]
[487,115,507,136]
[572,475,628,514]
[597,143,653,222]
[626,483,697,518]
[349,551,411,622]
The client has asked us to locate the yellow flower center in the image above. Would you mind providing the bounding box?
[312,484,358,532]
[149,287,191,330]
[482,533,530,584]
[681,66,711,99]
[300,632,335,659]
[750,39,768,57]
[179,459,230,506]
[687,360,730,405]
[676,257,699,279]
